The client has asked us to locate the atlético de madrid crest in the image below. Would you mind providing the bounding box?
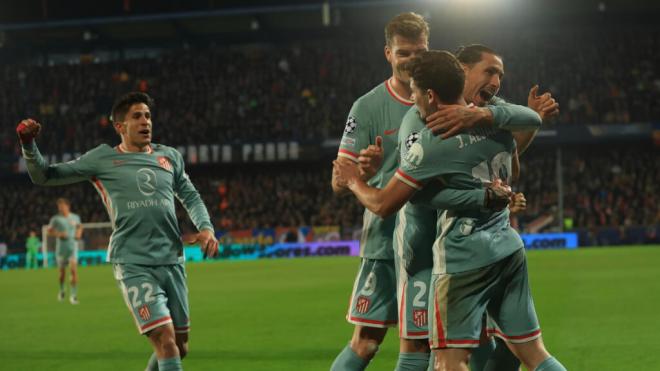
[355,296,371,314]
[158,156,173,171]
[138,304,151,321]
[413,309,428,327]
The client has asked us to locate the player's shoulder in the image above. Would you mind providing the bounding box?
[487,95,507,106]
[151,143,181,157]
[151,143,184,168]
[351,81,388,112]
[399,106,425,142]
[83,143,114,157]
[416,128,456,160]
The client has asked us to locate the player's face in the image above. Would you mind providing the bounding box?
[57,201,70,214]
[385,35,428,84]
[462,52,504,107]
[410,78,433,119]
[116,103,152,148]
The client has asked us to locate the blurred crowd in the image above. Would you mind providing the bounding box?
[1,145,658,251]
[1,27,659,157]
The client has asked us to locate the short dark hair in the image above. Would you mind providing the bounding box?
[56,197,70,206]
[111,92,154,122]
[384,12,429,46]
[455,44,500,65]
[408,50,465,103]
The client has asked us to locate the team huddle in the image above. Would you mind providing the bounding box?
[330,13,564,371]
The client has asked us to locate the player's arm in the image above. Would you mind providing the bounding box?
[172,150,218,258]
[425,100,541,139]
[17,119,95,186]
[410,178,514,211]
[512,85,560,155]
[333,100,376,194]
[333,159,416,218]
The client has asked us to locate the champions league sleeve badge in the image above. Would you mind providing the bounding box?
[344,116,357,134]
[405,132,420,149]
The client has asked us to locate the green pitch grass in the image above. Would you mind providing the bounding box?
[1,245,658,370]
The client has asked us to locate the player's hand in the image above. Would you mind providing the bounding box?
[527,85,559,122]
[333,159,360,189]
[426,104,486,139]
[16,118,42,144]
[184,229,219,259]
[358,136,384,180]
[484,178,513,211]
[508,192,527,214]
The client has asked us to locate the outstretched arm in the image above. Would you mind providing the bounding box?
[18,119,94,186]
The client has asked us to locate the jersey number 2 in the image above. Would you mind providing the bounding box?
[127,283,155,308]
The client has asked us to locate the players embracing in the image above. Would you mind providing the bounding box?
[331,12,563,371]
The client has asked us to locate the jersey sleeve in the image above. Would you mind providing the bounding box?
[487,97,541,132]
[337,99,372,162]
[394,130,446,190]
[172,149,214,233]
[22,142,98,186]
[48,217,57,230]
[410,182,486,211]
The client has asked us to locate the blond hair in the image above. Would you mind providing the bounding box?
[385,12,429,46]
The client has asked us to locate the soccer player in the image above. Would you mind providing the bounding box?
[335,51,566,371]
[421,45,558,369]
[330,12,430,371]
[17,92,219,371]
[47,198,82,303]
[424,44,559,157]
[25,230,41,269]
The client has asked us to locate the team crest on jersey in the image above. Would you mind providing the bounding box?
[344,116,357,134]
[403,142,424,168]
[138,304,151,321]
[413,309,428,328]
[158,156,173,172]
[405,132,420,149]
[355,296,371,314]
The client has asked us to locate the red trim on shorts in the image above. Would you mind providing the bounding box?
[396,169,423,188]
[348,316,397,326]
[487,328,541,341]
[434,295,447,347]
[140,316,172,331]
[407,330,429,336]
[385,79,414,106]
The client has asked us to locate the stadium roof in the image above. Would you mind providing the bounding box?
[0,0,658,51]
